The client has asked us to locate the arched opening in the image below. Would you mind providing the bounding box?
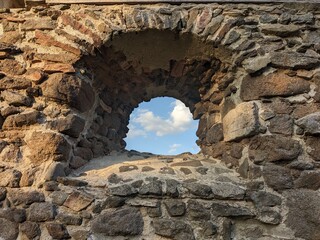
[125,97,200,155]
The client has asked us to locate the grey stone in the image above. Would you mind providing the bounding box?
[28,202,56,222]
[141,166,155,172]
[296,112,320,135]
[206,123,223,144]
[263,165,293,191]
[165,179,180,197]
[57,177,88,187]
[91,207,144,236]
[260,14,278,23]
[184,182,212,198]
[223,30,240,45]
[147,201,162,218]
[9,189,45,206]
[188,200,211,220]
[242,55,271,74]
[261,24,301,37]
[153,219,195,240]
[286,189,320,239]
[46,223,70,239]
[269,114,293,135]
[63,191,94,212]
[107,173,122,184]
[271,52,320,69]
[0,208,26,223]
[180,167,192,175]
[196,167,208,175]
[50,191,68,206]
[56,212,82,225]
[202,222,218,237]
[212,202,255,218]
[0,218,18,240]
[291,13,314,24]
[305,137,320,161]
[45,162,66,181]
[139,180,163,196]
[211,182,246,199]
[257,208,282,225]
[164,199,186,217]
[223,102,260,142]
[20,221,41,239]
[50,114,85,138]
[110,184,138,197]
[119,165,138,172]
[250,191,282,207]
[249,135,301,163]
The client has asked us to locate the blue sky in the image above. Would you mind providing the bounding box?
[125,97,200,155]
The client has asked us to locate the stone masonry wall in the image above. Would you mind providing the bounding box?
[0,2,320,240]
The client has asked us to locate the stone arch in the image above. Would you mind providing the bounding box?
[0,4,319,188]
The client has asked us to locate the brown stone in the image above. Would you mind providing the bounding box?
[249,135,301,163]
[263,165,293,191]
[46,223,70,239]
[296,112,320,135]
[0,59,25,75]
[0,76,31,90]
[8,189,45,206]
[1,90,31,107]
[35,30,81,56]
[28,202,56,222]
[2,110,39,129]
[21,18,56,31]
[0,169,21,188]
[294,171,320,190]
[0,31,22,44]
[63,191,94,212]
[271,52,320,70]
[34,53,79,64]
[44,63,75,73]
[268,114,293,136]
[0,218,18,240]
[41,73,95,112]
[206,123,223,144]
[26,131,71,164]
[20,221,40,239]
[24,69,45,84]
[305,137,320,161]
[240,72,310,101]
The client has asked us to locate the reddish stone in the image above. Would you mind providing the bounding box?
[0,59,26,75]
[0,31,23,44]
[35,30,81,56]
[24,69,45,84]
[44,63,75,73]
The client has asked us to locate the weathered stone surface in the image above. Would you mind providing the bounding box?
[263,165,293,191]
[110,184,138,197]
[271,52,320,69]
[268,114,293,135]
[165,179,180,197]
[240,72,310,101]
[57,177,88,187]
[249,135,301,163]
[294,171,320,190]
[0,169,21,188]
[50,191,68,206]
[164,199,186,217]
[286,189,320,240]
[92,207,143,236]
[212,202,255,218]
[42,73,95,112]
[0,59,25,75]
[184,182,212,198]
[20,221,41,239]
[257,208,282,225]
[305,137,320,161]
[296,112,320,135]
[0,77,31,90]
[49,114,85,138]
[119,165,138,172]
[9,190,44,206]
[250,191,282,207]
[153,219,195,240]
[242,55,270,73]
[3,110,39,129]
[0,218,18,240]
[0,208,26,223]
[63,191,94,212]
[1,90,31,107]
[21,18,56,30]
[28,202,56,222]
[211,182,246,199]
[187,200,211,220]
[223,102,260,141]
[27,131,71,164]
[139,180,163,196]
[261,24,301,37]
[56,212,82,225]
[46,223,70,239]
[0,187,7,201]
[206,123,223,144]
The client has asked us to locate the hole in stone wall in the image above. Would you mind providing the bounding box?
[125,97,200,155]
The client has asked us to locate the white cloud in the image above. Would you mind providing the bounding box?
[126,124,147,139]
[132,100,193,136]
[168,143,182,154]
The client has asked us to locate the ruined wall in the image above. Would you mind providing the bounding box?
[0,2,320,240]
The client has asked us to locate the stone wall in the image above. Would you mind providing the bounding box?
[0,2,320,240]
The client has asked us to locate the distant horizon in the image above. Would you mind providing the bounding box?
[125,97,200,155]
